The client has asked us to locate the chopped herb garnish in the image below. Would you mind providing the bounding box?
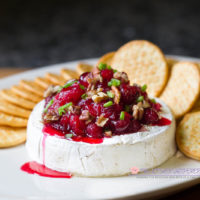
[103,101,113,107]
[58,102,73,116]
[63,80,77,89]
[81,93,87,99]
[125,105,130,112]
[65,133,73,139]
[107,91,114,98]
[120,111,125,120]
[44,99,54,113]
[113,69,118,73]
[57,86,63,93]
[108,78,121,87]
[98,63,107,70]
[137,96,144,103]
[107,65,112,70]
[151,98,156,103]
[141,84,147,92]
[79,84,85,90]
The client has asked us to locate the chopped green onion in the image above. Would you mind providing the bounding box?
[107,65,112,70]
[120,111,125,120]
[58,102,73,116]
[151,98,156,104]
[125,105,130,112]
[107,91,114,98]
[103,101,113,107]
[113,69,118,73]
[108,78,121,87]
[63,80,77,89]
[57,86,63,93]
[137,96,144,103]
[98,63,107,70]
[141,84,147,92]
[44,99,54,113]
[81,93,87,99]
[65,133,73,139]
[57,80,77,93]
[79,84,85,90]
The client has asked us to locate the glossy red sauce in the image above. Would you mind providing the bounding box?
[69,136,103,144]
[153,117,171,126]
[21,161,72,178]
[43,125,104,144]
[42,126,65,137]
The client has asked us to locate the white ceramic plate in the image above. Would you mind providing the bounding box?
[1,56,200,200]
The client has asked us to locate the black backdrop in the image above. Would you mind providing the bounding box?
[0,0,200,67]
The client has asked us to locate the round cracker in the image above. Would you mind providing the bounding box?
[0,126,26,148]
[176,111,200,160]
[76,63,93,75]
[160,62,200,118]
[35,77,52,89]
[0,112,27,127]
[19,80,45,97]
[111,40,168,97]
[60,68,79,80]
[0,97,31,118]
[45,72,66,86]
[97,52,115,66]
[11,85,42,103]
[0,89,36,109]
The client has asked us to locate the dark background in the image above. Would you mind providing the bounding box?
[1,1,200,199]
[0,0,200,68]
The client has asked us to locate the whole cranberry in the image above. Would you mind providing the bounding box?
[69,114,86,137]
[86,123,103,138]
[120,84,140,104]
[101,69,113,81]
[151,102,162,112]
[54,83,84,105]
[60,114,70,131]
[88,102,103,117]
[111,120,130,134]
[48,122,66,133]
[101,103,123,120]
[128,120,142,133]
[79,72,90,87]
[142,108,159,124]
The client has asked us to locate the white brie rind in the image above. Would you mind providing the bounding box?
[26,98,176,177]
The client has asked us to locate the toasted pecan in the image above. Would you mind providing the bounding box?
[111,86,121,104]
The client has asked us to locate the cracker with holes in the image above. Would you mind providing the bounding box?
[0,97,31,118]
[160,62,200,118]
[35,77,52,89]
[0,126,26,148]
[111,40,168,97]
[176,111,200,160]
[45,73,66,85]
[0,113,27,127]
[11,85,42,103]
[0,89,36,109]
[60,68,79,80]
[19,80,45,97]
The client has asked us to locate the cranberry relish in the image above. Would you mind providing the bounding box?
[42,63,170,139]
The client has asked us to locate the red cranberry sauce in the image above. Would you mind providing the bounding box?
[21,161,72,178]
[42,63,171,140]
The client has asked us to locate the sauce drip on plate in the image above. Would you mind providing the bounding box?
[21,161,72,178]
